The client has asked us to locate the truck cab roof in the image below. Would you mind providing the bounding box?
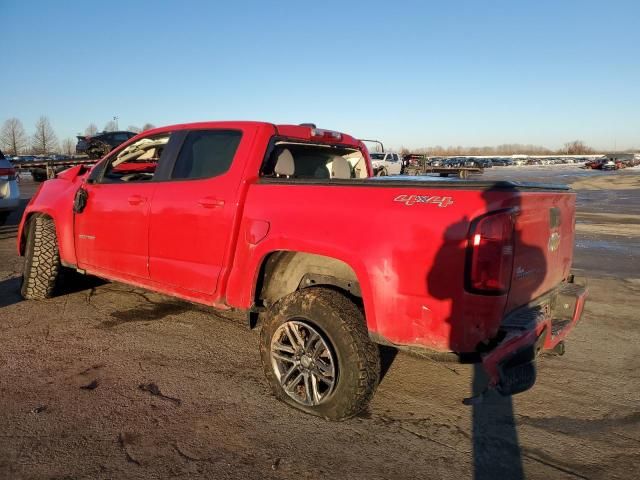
[143,122,362,148]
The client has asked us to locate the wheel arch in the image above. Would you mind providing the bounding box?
[19,211,50,256]
[19,210,69,263]
[255,251,362,308]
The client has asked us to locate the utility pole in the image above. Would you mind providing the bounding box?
[113,116,119,131]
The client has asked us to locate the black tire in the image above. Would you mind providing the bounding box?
[260,288,380,421]
[0,211,10,225]
[375,168,388,177]
[21,215,61,300]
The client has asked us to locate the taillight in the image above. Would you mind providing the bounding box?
[0,167,16,180]
[466,210,515,294]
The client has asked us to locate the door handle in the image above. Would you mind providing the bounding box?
[127,195,146,205]
[198,197,225,209]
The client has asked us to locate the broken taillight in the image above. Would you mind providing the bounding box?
[466,210,515,294]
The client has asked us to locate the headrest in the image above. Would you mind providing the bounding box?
[274,149,295,177]
[331,156,351,179]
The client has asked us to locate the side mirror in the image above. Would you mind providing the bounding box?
[73,187,88,214]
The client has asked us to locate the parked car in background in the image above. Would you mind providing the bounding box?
[475,158,493,168]
[0,149,20,225]
[491,158,514,166]
[369,152,403,175]
[30,156,71,182]
[585,159,605,169]
[76,131,137,159]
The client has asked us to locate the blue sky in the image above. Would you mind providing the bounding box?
[1,0,638,150]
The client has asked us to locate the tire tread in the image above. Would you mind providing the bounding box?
[21,215,60,300]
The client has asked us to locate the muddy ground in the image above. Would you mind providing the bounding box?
[1,167,638,479]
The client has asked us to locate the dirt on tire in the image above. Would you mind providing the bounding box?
[260,287,380,420]
[20,214,61,300]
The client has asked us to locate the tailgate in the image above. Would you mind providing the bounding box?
[505,191,576,313]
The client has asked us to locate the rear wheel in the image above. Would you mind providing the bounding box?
[0,211,10,225]
[260,288,380,420]
[21,215,61,300]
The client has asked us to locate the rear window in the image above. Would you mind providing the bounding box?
[262,142,368,179]
[172,130,242,180]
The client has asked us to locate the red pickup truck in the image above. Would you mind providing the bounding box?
[17,122,587,420]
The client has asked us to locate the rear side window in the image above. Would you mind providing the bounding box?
[172,130,242,180]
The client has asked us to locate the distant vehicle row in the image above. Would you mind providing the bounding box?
[584,157,639,170]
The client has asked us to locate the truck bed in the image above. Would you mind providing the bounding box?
[238,177,576,353]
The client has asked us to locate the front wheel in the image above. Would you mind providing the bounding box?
[260,288,380,421]
[21,215,62,299]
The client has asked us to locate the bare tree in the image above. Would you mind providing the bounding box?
[85,123,98,136]
[31,116,58,155]
[0,118,29,155]
[142,123,156,131]
[563,140,593,155]
[61,138,75,156]
[127,125,142,133]
[103,120,117,132]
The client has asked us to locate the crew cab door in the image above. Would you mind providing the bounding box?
[148,128,245,295]
[74,132,171,278]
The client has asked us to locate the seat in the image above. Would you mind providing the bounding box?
[274,149,295,177]
[330,156,351,179]
[313,165,330,179]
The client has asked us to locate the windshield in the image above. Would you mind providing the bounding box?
[370,153,385,160]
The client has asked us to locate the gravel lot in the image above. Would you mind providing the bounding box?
[1,168,639,479]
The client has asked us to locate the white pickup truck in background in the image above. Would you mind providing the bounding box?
[369,152,403,175]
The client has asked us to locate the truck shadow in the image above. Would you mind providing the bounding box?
[427,187,548,479]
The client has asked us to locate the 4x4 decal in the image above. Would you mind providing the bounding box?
[394,194,454,207]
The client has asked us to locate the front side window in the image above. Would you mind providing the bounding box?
[172,130,242,180]
[100,134,170,183]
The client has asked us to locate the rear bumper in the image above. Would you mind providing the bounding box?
[482,275,587,395]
